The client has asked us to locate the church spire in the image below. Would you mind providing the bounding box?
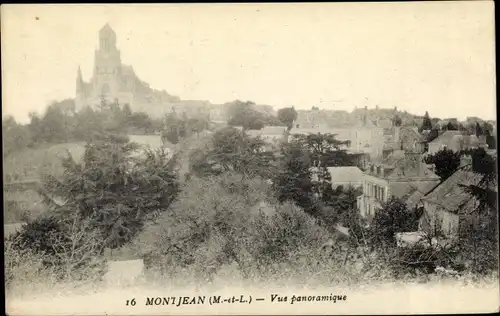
[76,65,84,92]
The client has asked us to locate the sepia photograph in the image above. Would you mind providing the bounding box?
[2,2,499,315]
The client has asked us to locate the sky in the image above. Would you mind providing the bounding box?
[1,2,496,124]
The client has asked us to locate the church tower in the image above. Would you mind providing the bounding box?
[93,24,122,102]
[75,66,86,111]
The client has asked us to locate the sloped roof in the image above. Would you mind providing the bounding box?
[99,23,115,36]
[289,127,353,141]
[428,130,462,145]
[421,167,484,214]
[401,181,439,208]
[327,166,365,184]
[385,153,439,180]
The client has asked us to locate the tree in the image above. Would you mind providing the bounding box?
[134,174,330,282]
[128,112,153,133]
[189,126,274,179]
[163,111,181,144]
[423,148,461,181]
[273,141,314,212]
[2,116,32,156]
[73,106,105,141]
[122,103,132,117]
[442,121,458,131]
[291,133,351,168]
[456,148,497,273]
[474,122,484,137]
[392,115,402,127]
[40,136,180,250]
[227,100,265,131]
[368,198,419,246]
[277,107,298,131]
[419,111,433,132]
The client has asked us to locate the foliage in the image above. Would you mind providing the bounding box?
[7,213,107,282]
[273,141,315,212]
[277,107,298,131]
[392,114,402,127]
[227,100,266,130]
[368,198,420,247]
[319,186,362,227]
[39,135,180,250]
[419,111,432,132]
[423,148,461,181]
[162,110,210,145]
[135,174,330,283]
[290,133,353,167]
[2,116,32,157]
[189,126,275,179]
[443,121,459,131]
[8,216,70,262]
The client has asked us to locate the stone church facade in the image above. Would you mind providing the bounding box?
[75,24,182,118]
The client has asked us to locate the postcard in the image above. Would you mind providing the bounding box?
[2,2,498,315]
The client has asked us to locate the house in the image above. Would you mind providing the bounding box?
[327,166,365,189]
[246,126,288,150]
[356,150,440,220]
[246,126,287,142]
[418,165,485,240]
[427,131,486,154]
[383,126,427,158]
[289,124,384,159]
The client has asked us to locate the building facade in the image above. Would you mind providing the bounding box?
[356,150,440,220]
[418,166,484,240]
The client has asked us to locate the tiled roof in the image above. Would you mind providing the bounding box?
[327,166,365,185]
[289,127,353,141]
[385,153,439,180]
[401,181,439,208]
[421,167,485,214]
[428,131,462,145]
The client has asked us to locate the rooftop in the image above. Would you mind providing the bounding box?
[327,166,365,185]
[421,166,485,214]
[428,130,462,145]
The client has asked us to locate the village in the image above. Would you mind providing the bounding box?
[4,23,498,296]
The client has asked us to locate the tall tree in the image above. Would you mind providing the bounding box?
[227,100,265,131]
[423,148,461,181]
[419,111,433,132]
[189,126,274,179]
[273,141,314,212]
[368,198,419,246]
[475,122,484,137]
[277,107,298,131]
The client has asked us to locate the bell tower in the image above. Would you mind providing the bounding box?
[93,24,122,102]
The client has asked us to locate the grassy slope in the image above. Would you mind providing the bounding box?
[4,142,87,181]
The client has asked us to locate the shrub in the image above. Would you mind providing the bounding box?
[40,136,180,250]
[134,174,332,284]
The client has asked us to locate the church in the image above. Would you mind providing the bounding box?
[75,24,183,118]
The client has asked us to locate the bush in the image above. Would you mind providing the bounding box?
[134,174,333,285]
[40,135,180,250]
[6,214,108,285]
